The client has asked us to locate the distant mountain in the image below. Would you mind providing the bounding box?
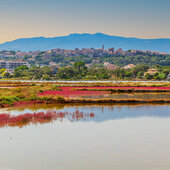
[0,33,170,53]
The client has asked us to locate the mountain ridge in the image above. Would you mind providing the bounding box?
[0,33,170,53]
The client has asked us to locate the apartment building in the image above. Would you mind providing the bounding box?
[0,60,30,69]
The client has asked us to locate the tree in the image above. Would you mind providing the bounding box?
[137,71,144,79]
[0,68,6,74]
[158,73,166,80]
[41,66,54,76]
[42,74,51,80]
[57,67,75,79]
[2,72,10,78]
[145,73,152,80]
[14,66,29,78]
[14,66,29,72]
[112,68,126,79]
[153,72,159,80]
[132,64,149,77]
[73,61,87,75]
[124,71,133,78]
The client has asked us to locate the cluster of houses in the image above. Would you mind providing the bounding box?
[43,47,168,58]
[0,46,168,61]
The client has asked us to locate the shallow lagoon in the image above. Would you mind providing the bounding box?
[0,104,170,170]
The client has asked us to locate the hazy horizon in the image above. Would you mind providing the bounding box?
[0,0,170,43]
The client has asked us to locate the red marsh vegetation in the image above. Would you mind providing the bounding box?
[39,86,170,98]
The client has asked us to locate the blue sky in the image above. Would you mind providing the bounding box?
[0,0,170,43]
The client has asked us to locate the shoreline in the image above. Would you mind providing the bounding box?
[1,98,170,109]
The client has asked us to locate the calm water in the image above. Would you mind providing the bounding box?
[0,104,170,170]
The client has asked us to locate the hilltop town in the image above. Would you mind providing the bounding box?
[0,46,169,67]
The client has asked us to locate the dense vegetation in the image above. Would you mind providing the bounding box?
[56,63,170,80]
[0,61,170,80]
[25,53,170,67]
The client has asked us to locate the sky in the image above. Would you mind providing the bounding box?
[0,0,170,43]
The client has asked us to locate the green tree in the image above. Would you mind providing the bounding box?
[42,74,51,80]
[132,64,149,77]
[57,67,75,79]
[0,68,6,74]
[145,73,153,80]
[41,66,54,76]
[137,71,144,79]
[2,72,10,78]
[73,61,87,75]
[158,73,166,80]
[14,65,29,71]
[112,68,126,79]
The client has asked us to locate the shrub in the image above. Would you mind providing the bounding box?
[27,94,39,101]
[51,85,62,91]
[56,96,65,102]
[0,96,20,104]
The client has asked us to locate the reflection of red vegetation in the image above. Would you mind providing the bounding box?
[90,113,95,117]
[39,86,170,98]
[0,110,95,128]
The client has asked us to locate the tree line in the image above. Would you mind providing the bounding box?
[0,61,169,80]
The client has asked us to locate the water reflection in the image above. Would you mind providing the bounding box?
[0,104,170,170]
[0,104,170,128]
